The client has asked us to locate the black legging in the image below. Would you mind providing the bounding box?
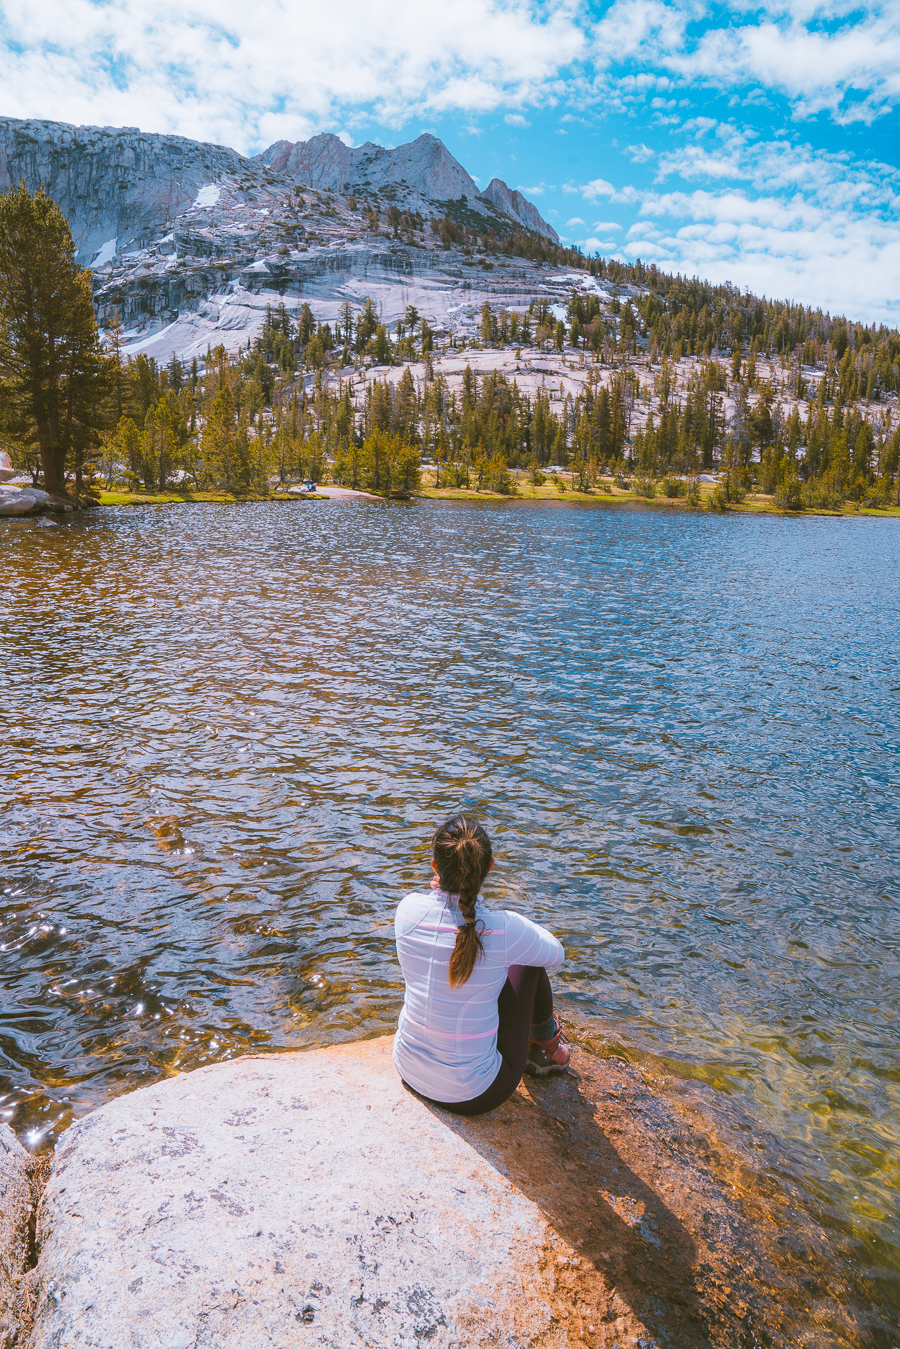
[435,965,554,1116]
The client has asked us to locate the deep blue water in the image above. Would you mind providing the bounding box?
[1,499,898,1324]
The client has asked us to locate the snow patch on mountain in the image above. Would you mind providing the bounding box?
[91,237,117,267]
[193,184,221,209]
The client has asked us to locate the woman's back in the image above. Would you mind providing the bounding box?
[393,888,563,1102]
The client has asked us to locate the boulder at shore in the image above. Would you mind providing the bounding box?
[31,1037,590,1348]
[0,493,40,517]
[22,1033,843,1348]
[0,1126,30,1346]
[0,488,77,517]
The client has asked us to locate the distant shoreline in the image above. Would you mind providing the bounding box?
[4,482,895,519]
[86,484,900,519]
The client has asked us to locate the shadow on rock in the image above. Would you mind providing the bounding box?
[413,1048,763,1349]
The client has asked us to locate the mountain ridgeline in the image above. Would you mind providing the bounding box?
[257,134,555,240]
[0,118,557,265]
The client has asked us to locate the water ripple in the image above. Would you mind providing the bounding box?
[1,499,899,1309]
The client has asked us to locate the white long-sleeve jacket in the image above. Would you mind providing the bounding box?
[392,888,565,1103]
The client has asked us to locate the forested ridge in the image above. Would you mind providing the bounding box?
[4,177,899,511]
[81,273,900,510]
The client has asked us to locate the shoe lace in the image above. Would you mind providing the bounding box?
[534,1021,566,1053]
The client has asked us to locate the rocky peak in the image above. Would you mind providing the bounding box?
[253,132,557,239]
[0,116,252,263]
[481,178,558,243]
[253,133,351,189]
[253,131,481,206]
[0,118,253,263]
[0,117,558,265]
[0,115,566,360]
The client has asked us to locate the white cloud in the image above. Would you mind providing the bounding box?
[657,131,900,213]
[580,178,641,204]
[572,135,900,323]
[681,116,719,134]
[590,0,900,125]
[566,216,586,226]
[659,145,746,181]
[592,0,689,67]
[582,236,625,254]
[0,0,586,151]
[2,0,897,153]
[3,0,897,327]
[719,16,900,123]
[623,191,900,324]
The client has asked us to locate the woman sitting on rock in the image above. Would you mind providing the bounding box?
[392,815,568,1115]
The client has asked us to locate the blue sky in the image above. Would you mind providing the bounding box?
[1,1,898,324]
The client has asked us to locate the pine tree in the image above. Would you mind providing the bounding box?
[106,310,126,422]
[0,182,111,494]
[372,324,392,365]
[355,299,378,352]
[113,416,142,485]
[232,413,253,492]
[200,383,236,487]
[142,397,179,489]
[339,300,354,350]
[296,303,315,346]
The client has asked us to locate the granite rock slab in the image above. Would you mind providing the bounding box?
[28,1037,579,1349]
[0,1125,31,1347]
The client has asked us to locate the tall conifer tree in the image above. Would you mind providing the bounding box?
[0,182,110,493]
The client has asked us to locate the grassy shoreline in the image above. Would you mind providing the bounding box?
[418,479,900,517]
[95,489,328,505]
[92,483,900,518]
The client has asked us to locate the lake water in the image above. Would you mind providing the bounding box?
[1,499,898,1333]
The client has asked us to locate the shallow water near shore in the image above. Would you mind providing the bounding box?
[1,499,898,1337]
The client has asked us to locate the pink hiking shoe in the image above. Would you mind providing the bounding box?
[525,1020,570,1076]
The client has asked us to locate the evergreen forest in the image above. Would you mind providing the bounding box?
[3,182,899,511]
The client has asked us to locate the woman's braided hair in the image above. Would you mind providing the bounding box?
[433,816,493,988]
